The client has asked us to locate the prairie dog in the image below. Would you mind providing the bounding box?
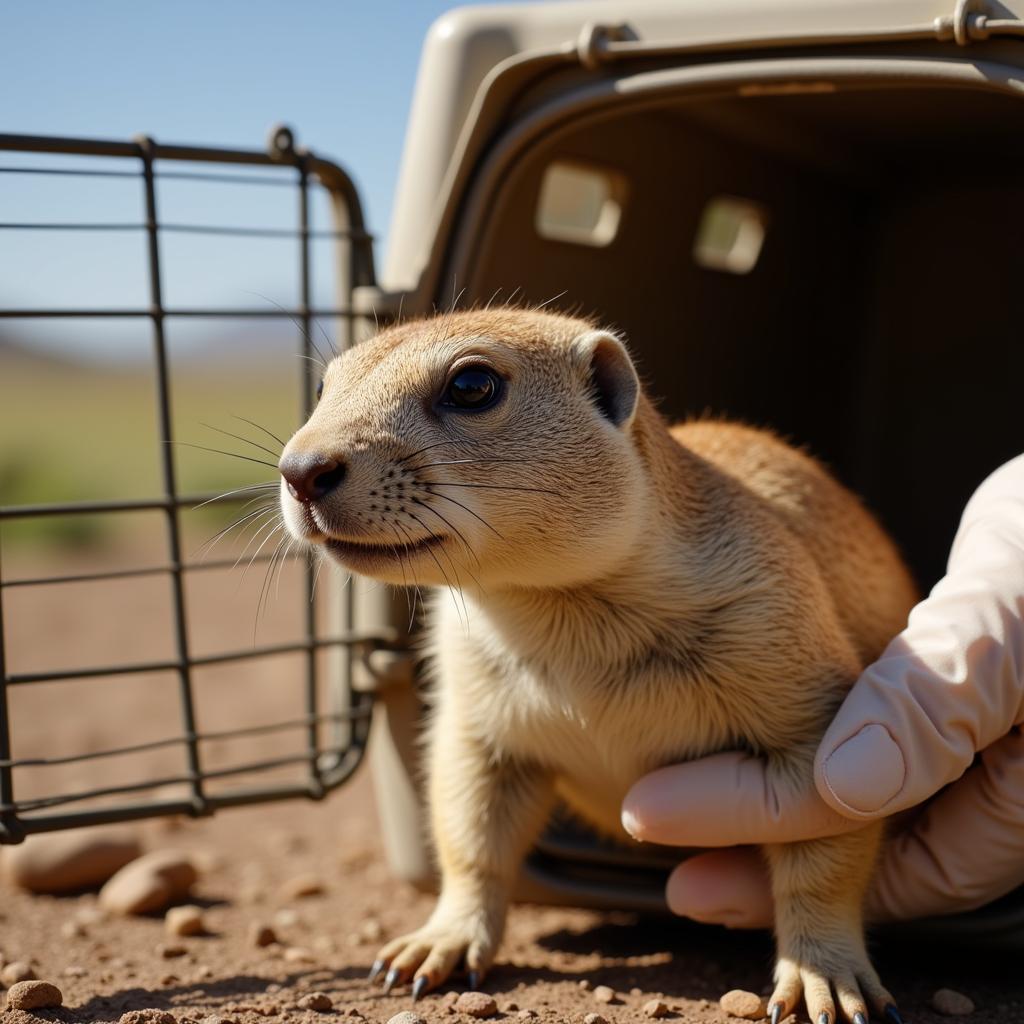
[278,308,918,1022]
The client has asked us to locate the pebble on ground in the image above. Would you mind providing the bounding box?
[932,989,975,1015]
[720,989,768,1020]
[165,904,205,936]
[386,1013,427,1024]
[5,980,63,1010]
[644,999,670,1019]
[0,962,36,986]
[455,992,499,1018]
[281,874,324,899]
[248,923,278,947]
[296,992,333,1011]
[100,850,198,916]
[593,986,617,1005]
[584,1014,609,1024]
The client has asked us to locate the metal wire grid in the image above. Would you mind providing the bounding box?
[0,127,389,843]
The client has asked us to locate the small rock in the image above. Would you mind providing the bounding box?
[387,1013,426,1024]
[584,1015,608,1024]
[5,981,63,1010]
[64,966,87,978]
[455,992,498,1018]
[518,1013,538,1021]
[166,905,205,937]
[720,990,767,1020]
[159,974,179,986]
[158,943,187,959]
[61,920,87,939]
[266,984,282,994]
[593,986,617,1005]
[249,923,278,947]
[932,990,975,1016]
[284,946,314,963]
[193,966,214,981]
[274,908,301,928]
[1,827,142,894]
[644,1000,669,1019]
[120,1011,176,1024]
[100,850,198,916]
[297,993,332,1012]
[345,1010,365,1019]
[578,980,591,991]
[76,905,106,926]
[631,989,644,997]
[503,1003,519,1013]
[360,917,384,942]
[0,962,36,986]
[281,874,324,900]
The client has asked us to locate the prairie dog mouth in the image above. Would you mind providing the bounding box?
[324,533,447,563]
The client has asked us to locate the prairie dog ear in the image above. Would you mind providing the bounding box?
[574,330,640,429]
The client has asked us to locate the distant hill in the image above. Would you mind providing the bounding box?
[0,316,335,373]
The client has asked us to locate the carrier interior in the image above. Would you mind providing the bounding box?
[463,82,1024,589]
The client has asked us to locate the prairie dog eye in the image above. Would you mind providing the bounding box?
[442,366,501,410]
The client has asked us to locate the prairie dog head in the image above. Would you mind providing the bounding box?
[278,309,649,590]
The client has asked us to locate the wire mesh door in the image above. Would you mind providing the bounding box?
[0,126,390,844]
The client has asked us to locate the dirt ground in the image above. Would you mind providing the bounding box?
[3,550,1024,1024]
[4,768,1024,1024]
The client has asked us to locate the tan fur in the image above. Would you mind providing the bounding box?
[279,308,919,1019]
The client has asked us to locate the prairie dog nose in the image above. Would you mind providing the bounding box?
[279,452,346,503]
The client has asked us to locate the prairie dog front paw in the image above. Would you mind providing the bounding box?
[371,896,505,998]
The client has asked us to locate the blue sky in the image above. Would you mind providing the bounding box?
[0,1,540,360]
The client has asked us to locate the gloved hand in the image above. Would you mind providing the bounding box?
[621,454,1024,927]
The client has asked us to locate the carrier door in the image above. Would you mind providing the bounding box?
[0,126,407,844]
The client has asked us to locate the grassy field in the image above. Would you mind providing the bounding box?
[0,342,303,554]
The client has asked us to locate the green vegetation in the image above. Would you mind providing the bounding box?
[0,345,300,551]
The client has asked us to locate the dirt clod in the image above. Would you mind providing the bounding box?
[5,980,63,1010]
[157,943,187,958]
[120,1010,176,1024]
[249,923,278,947]
[455,992,498,1018]
[720,990,767,1020]
[165,905,205,936]
[100,850,198,916]
[0,962,36,986]
[644,1000,670,1019]
[387,1013,426,1024]
[296,992,332,1012]
[932,990,975,1016]
[593,986,617,1005]
[281,874,324,900]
